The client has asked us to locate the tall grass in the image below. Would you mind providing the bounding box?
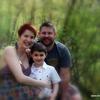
[0,49,4,69]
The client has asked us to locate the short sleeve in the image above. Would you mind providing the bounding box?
[57,42,72,68]
[50,67,61,83]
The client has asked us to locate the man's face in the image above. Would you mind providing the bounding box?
[38,26,56,47]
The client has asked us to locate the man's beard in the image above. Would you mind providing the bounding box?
[40,37,54,47]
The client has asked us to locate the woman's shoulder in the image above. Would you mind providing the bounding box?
[4,46,15,52]
[5,46,14,50]
[4,46,16,57]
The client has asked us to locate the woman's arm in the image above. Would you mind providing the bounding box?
[50,83,59,100]
[4,46,49,87]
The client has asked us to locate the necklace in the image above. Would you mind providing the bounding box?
[15,47,29,69]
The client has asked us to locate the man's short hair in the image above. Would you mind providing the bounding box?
[39,21,56,32]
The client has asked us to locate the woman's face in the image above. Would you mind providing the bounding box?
[19,29,35,49]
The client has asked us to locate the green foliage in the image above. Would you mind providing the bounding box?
[58,0,100,99]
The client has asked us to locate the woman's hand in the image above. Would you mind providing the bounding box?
[40,80,51,88]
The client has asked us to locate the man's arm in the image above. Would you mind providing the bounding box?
[60,67,70,100]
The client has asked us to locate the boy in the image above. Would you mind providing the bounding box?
[29,42,61,100]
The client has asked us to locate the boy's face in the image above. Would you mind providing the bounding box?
[31,51,46,66]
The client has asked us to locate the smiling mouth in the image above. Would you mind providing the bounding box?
[24,42,32,48]
[43,38,52,43]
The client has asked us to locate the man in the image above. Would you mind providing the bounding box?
[38,21,82,100]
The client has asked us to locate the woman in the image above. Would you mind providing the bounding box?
[0,23,49,100]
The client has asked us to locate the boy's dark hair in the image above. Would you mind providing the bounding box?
[30,42,47,54]
[39,21,56,32]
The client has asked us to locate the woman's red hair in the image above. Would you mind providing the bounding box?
[18,23,37,37]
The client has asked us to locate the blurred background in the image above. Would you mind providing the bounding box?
[0,0,100,100]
